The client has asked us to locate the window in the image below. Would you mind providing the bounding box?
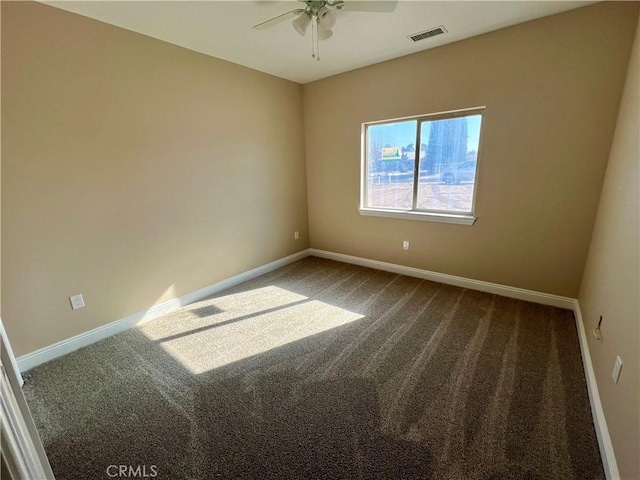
[360,108,484,225]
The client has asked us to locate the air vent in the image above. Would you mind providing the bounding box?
[408,25,447,42]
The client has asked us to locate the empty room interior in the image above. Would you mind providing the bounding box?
[1,1,639,479]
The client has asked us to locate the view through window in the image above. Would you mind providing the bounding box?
[363,109,483,217]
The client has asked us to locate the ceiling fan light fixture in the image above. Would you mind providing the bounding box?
[256,0,399,61]
[317,24,333,41]
[292,12,311,36]
[317,6,337,29]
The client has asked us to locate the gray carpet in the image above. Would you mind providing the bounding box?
[23,257,603,479]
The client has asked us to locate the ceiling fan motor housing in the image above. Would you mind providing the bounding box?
[304,0,344,13]
[326,0,346,9]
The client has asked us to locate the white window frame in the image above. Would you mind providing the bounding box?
[359,107,485,225]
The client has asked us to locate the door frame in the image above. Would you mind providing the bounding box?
[0,318,55,479]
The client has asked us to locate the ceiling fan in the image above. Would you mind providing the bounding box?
[253,0,398,61]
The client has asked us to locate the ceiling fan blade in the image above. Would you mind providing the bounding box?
[253,9,305,30]
[341,1,398,13]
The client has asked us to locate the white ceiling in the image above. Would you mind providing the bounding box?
[43,1,594,84]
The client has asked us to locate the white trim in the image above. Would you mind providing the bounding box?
[1,365,50,479]
[309,249,574,309]
[364,106,487,126]
[17,249,310,372]
[358,208,476,225]
[0,318,24,387]
[572,301,619,480]
[1,331,55,479]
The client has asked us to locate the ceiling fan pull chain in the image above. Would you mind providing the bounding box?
[316,17,320,61]
[311,16,316,59]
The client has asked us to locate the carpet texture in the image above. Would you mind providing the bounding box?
[23,257,603,479]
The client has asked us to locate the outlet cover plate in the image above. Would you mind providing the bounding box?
[612,356,623,383]
[70,294,85,310]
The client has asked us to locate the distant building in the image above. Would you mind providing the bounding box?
[423,118,468,174]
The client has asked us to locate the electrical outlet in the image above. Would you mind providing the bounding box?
[402,240,410,251]
[69,294,85,310]
[294,231,300,240]
[612,356,623,383]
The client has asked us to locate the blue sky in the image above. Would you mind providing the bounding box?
[372,114,482,152]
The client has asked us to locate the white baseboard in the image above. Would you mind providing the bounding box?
[572,301,619,480]
[17,249,310,372]
[309,249,575,309]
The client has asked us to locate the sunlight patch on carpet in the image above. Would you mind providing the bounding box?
[138,286,365,374]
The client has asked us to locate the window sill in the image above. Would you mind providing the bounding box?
[358,208,476,225]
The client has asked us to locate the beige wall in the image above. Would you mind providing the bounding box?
[1,2,308,356]
[579,14,640,480]
[303,2,639,298]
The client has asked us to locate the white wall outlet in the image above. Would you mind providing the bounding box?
[612,356,623,383]
[402,240,410,251]
[69,294,85,310]
[294,231,299,240]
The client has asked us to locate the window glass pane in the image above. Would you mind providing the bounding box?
[366,120,417,210]
[417,114,482,213]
